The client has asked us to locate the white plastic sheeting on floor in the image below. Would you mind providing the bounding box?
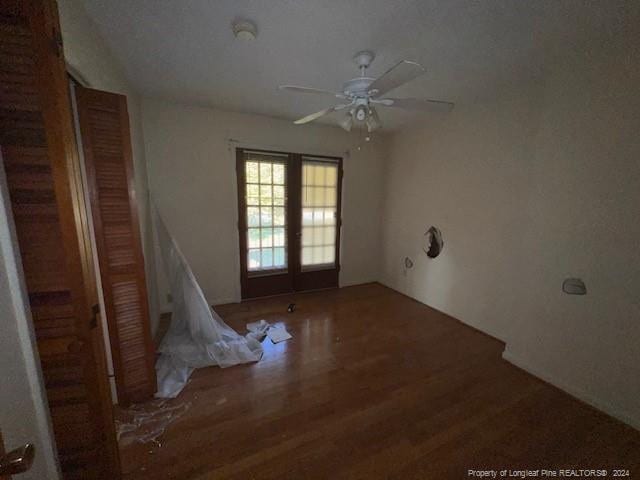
[154,208,263,398]
[116,399,191,447]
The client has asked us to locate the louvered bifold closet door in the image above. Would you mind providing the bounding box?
[75,87,156,406]
[0,1,120,478]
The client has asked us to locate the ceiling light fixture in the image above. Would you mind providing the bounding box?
[279,49,455,132]
[339,112,354,132]
[232,20,257,41]
[366,108,381,132]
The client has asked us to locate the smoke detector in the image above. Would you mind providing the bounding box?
[232,20,257,41]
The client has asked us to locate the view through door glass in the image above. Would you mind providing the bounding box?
[245,153,288,272]
[301,159,339,269]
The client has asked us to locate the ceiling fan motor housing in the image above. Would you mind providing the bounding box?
[342,77,375,98]
[343,51,376,99]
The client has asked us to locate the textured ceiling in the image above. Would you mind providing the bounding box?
[79,0,636,131]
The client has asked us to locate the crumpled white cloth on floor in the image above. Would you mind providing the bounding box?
[246,320,270,339]
[266,325,292,343]
[154,207,263,398]
[247,320,292,344]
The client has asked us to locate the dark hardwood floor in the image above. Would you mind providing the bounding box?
[121,283,640,479]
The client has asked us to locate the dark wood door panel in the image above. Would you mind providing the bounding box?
[236,148,295,299]
[293,269,339,292]
[293,154,342,292]
[241,273,294,299]
[75,86,156,406]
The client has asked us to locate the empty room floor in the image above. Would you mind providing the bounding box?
[120,284,640,479]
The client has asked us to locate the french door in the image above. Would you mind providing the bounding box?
[236,148,342,299]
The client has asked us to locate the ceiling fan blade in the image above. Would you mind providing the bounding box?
[368,60,426,97]
[377,97,454,113]
[293,103,351,125]
[279,85,345,98]
[293,106,339,125]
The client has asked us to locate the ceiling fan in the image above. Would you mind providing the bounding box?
[279,51,454,132]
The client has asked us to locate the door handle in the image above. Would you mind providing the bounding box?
[0,443,35,475]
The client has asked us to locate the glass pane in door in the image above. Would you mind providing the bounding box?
[244,152,287,272]
[301,159,338,269]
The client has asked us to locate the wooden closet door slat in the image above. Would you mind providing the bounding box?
[75,87,156,405]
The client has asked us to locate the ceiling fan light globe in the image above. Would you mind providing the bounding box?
[366,107,381,132]
[339,112,353,132]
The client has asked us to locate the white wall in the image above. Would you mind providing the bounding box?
[0,161,60,479]
[142,99,386,308]
[381,28,640,428]
[504,34,640,429]
[57,0,160,332]
[381,86,538,341]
